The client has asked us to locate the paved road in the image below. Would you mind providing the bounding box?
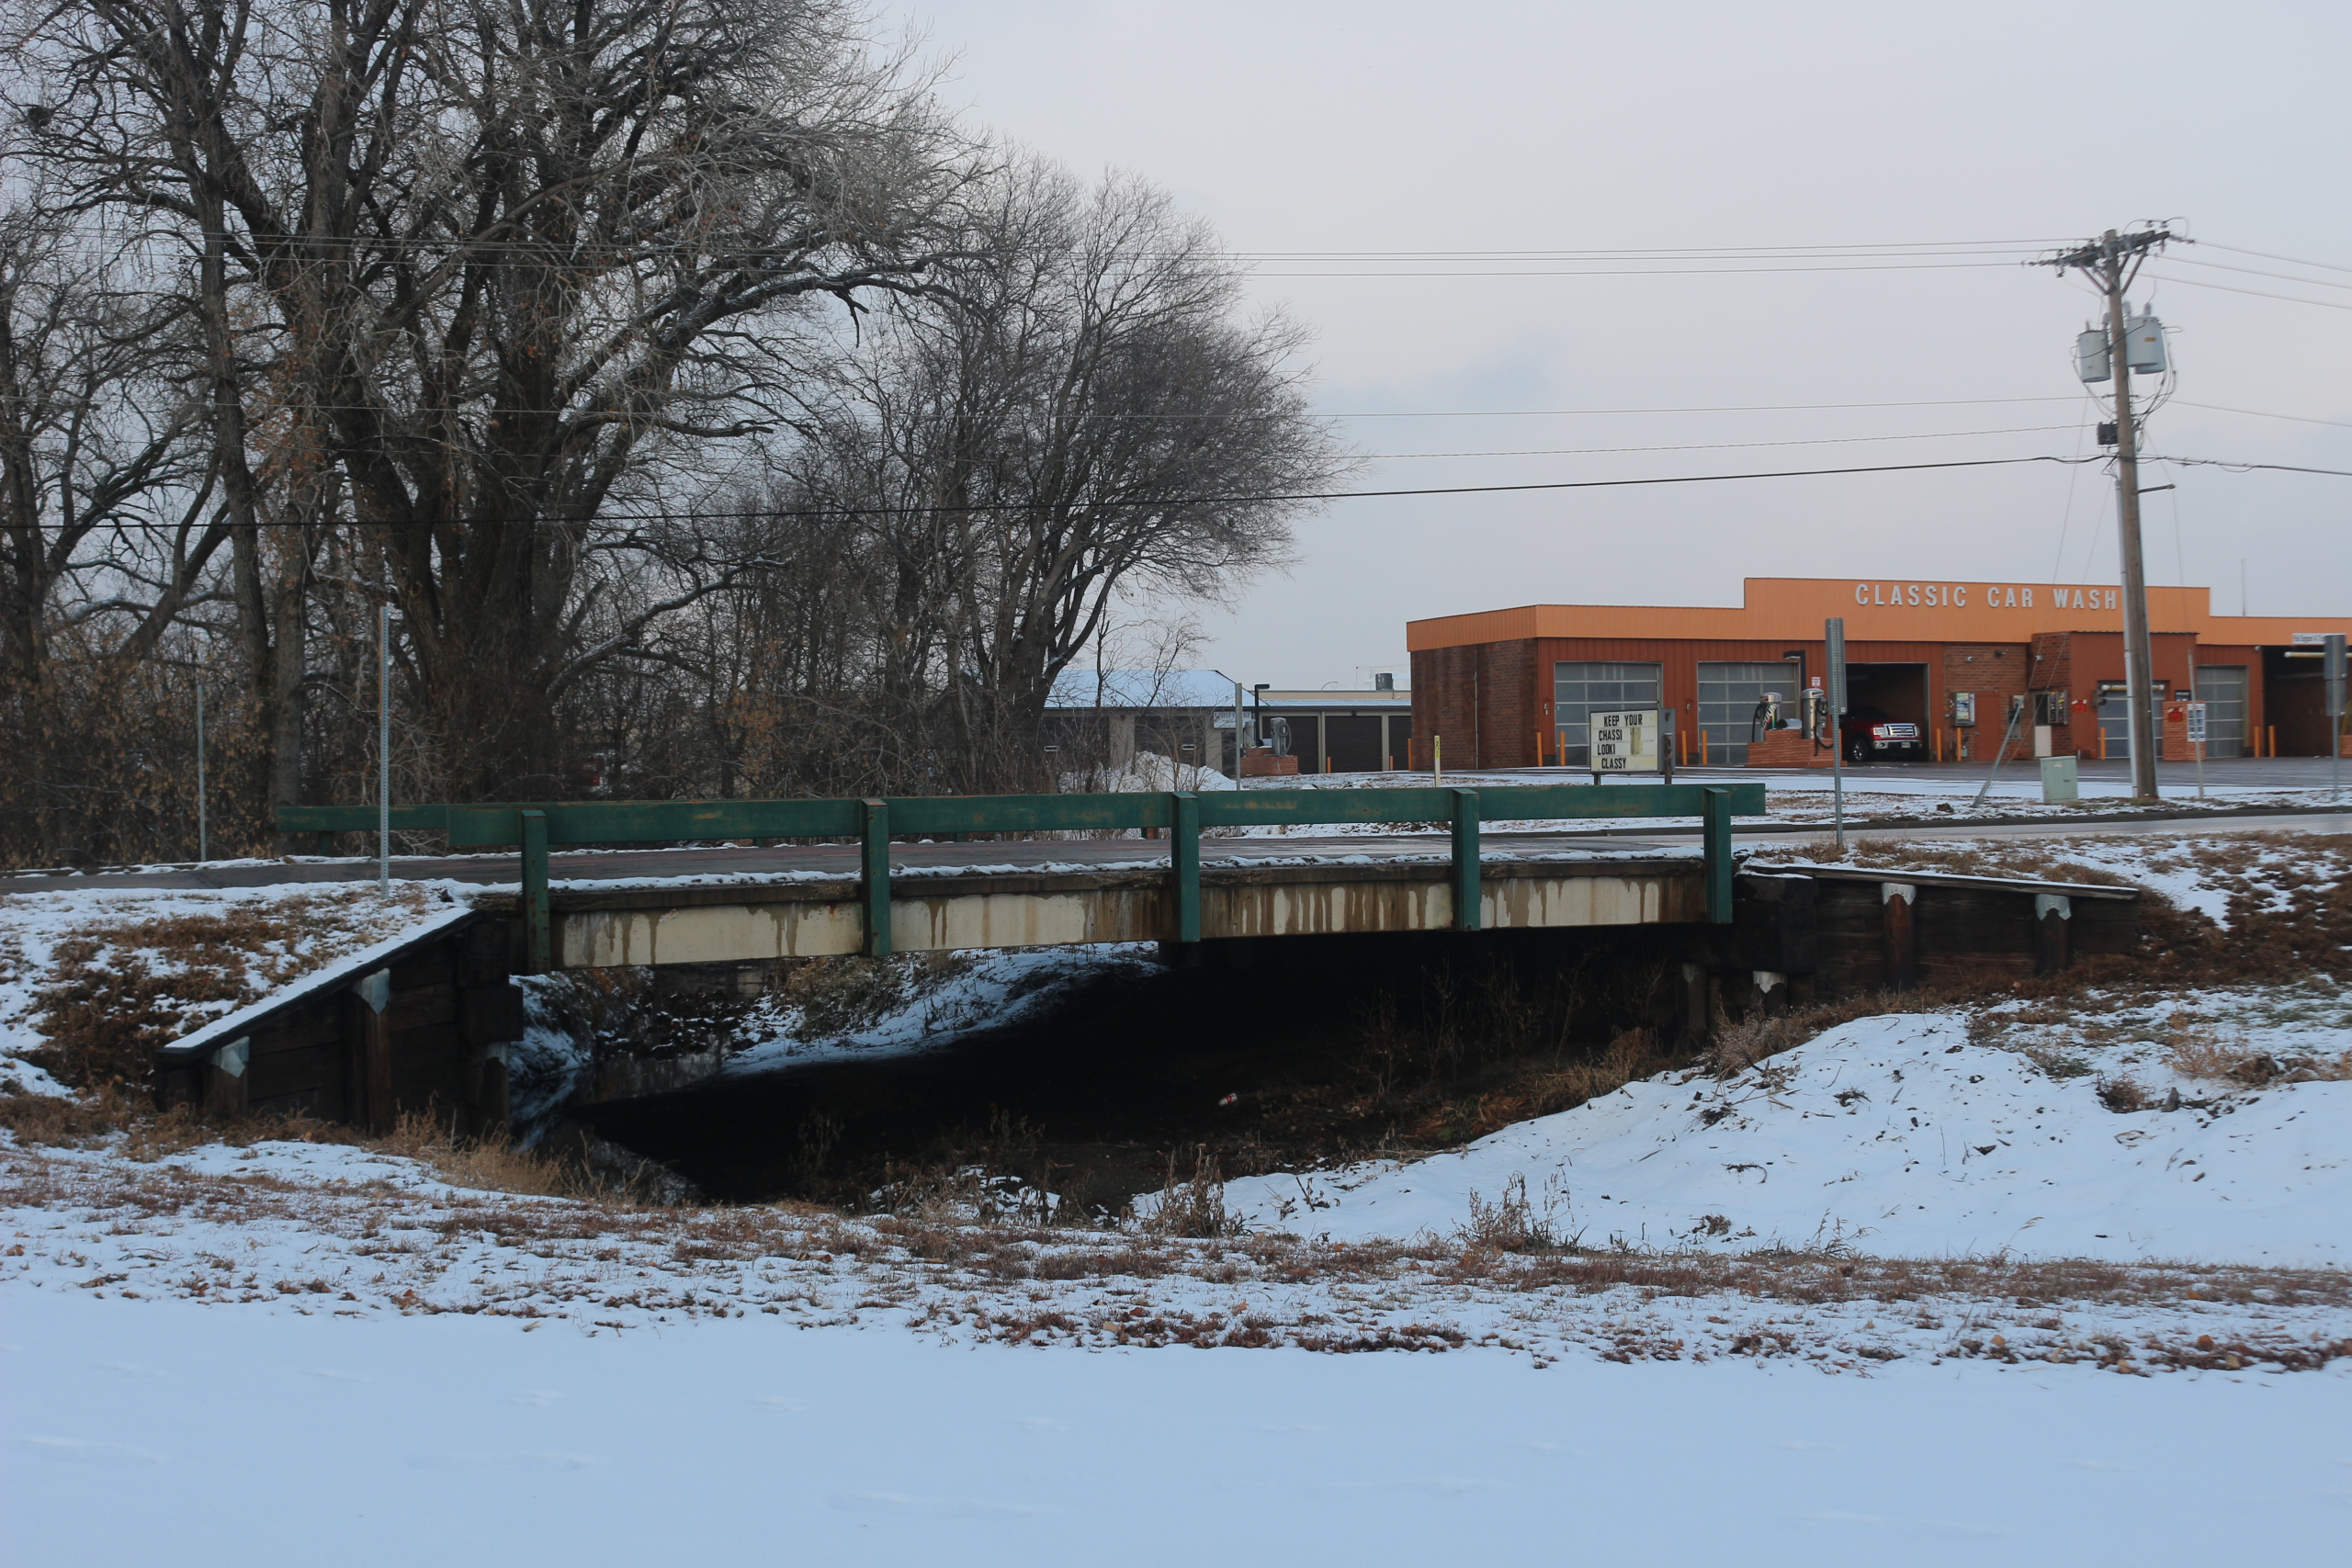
[6,804,2344,896]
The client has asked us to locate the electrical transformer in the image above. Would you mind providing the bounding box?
[2122,311,2167,375]
[2075,328,2111,383]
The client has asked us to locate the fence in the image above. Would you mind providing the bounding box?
[280,782,1762,971]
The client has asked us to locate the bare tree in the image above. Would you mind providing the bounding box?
[764,160,1348,789]
[0,205,214,690]
[20,0,977,798]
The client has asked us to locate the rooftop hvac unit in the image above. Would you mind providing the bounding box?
[2075,328,2111,384]
[2123,311,2167,375]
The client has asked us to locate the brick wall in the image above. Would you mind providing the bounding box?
[1409,648,1477,771]
[1477,638,1537,768]
[1410,642,1542,769]
[1941,642,2033,760]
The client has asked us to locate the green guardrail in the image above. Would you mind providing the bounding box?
[281,782,1759,971]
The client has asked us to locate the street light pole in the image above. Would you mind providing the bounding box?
[379,601,391,895]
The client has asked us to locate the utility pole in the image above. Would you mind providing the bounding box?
[2040,227,2172,802]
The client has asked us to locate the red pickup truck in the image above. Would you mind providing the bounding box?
[1838,704,1925,764]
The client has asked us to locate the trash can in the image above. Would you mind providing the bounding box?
[2040,754,2079,804]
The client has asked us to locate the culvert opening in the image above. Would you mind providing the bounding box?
[572,927,1716,1214]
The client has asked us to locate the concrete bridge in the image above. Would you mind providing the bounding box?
[134,783,2139,1132]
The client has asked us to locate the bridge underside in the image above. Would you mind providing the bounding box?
[536,861,1706,968]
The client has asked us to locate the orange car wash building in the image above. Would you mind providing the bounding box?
[1408,577,2351,770]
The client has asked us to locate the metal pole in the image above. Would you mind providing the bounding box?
[2326,633,2346,803]
[1825,616,1847,852]
[2103,239,2160,803]
[195,682,208,863]
[379,601,390,895]
[1973,694,2028,807]
[1232,681,1246,790]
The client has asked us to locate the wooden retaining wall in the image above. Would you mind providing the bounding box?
[153,915,523,1134]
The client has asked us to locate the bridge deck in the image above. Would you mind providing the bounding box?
[0,829,1672,893]
[507,843,1708,966]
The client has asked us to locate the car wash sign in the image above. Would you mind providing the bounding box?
[1590,709,1663,777]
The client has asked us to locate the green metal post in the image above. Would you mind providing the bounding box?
[520,810,550,973]
[1702,787,1734,924]
[861,798,892,957]
[1451,787,1480,931]
[1170,792,1201,943]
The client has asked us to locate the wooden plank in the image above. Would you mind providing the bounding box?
[459,982,526,1044]
[1915,886,2034,959]
[383,982,458,1033]
[2070,898,2141,954]
[202,1058,247,1117]
[345,993,393,1135]
[1730,874,1817,974]
[246,1042,341,1102]
[1881,883,1917,990]
[245,1002,344,1055]
[458,919,512,986]
[388,1024,469,1117]
[2034,895,2072,976]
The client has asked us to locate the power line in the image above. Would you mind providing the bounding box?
[1221,238,2065,258]
[0,392,2098,418]
[2142,271,2352,311]
[2196,241,2352,276]
[1365,423,2083,461]
[2149,456,2352,479]
[2166,254,2352,292]
[1317,396,2080,419]
[2173,400,2352,430]
[73,455,2109,533]
[54,449,2349,536]
[1250,261,2024,278]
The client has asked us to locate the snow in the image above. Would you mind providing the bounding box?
[1221,765,2349,836]
[0,881,472,1089]
[160,902,478,1063]
[727,945,1163,1071]
[6,1281,2346,1566]
[1224,1007,2352,1266]
[5,811,2346,1558]
[1061,750,1237,794]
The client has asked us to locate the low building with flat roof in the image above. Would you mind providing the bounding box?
[1408,577,2350,769]
[1045,669,1417,775]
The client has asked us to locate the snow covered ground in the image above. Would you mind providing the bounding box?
[5,825,2347,1561]
[1222,1004,2352,1265]
[4,1119,2348,1564]
[7,1280,2348,1567]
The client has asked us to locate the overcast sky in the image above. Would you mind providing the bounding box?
[903,0,2352,688]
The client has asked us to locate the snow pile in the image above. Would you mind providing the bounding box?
[1226,1005,2352,1266]
[1059,750,1235,794]
[729,945,1157,1072]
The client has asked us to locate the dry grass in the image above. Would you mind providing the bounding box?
[6,1128,2346,1371]
[1751,830,2352,989]
[1139,1145,1245,1239]
[2160,1008,2352,1085]
[23,886,440,1089]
